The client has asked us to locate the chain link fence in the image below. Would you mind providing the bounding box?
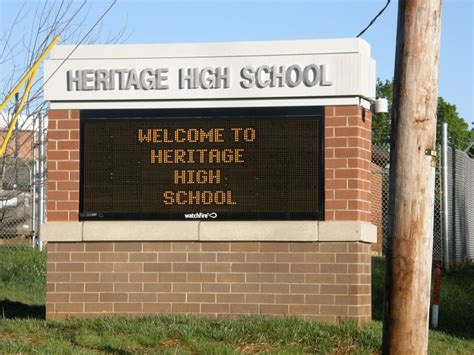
[446,147,474,265]
[370,132,443,260]
[0,114,46,248]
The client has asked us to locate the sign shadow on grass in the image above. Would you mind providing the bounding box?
[0,299,45,319]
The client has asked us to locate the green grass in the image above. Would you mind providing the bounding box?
[437,263,474,338]
[0,248,45,305]
[0,316,383,354]
[372,257,474,339]
[0,248,473,354]
[1,314,473,354]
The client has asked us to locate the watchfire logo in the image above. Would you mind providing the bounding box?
[184,212,218,219]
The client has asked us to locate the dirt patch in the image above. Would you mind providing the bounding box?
[236,342,273,353]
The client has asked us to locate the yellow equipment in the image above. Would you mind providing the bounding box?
[0,35,60,157]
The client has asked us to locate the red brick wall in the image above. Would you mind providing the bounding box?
[0,130,34,159]
[324,106,372,222]
[47,241,372,322]
[47,106,372,223]
[47,110,80,221]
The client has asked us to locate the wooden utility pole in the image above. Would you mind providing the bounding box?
[382,1,442,354]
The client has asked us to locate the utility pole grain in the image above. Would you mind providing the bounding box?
[382,1,442,354]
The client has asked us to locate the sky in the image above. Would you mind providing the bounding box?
[1,0,473,128]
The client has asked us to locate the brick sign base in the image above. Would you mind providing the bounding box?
[45,105,376,323]
[47,241,371,323]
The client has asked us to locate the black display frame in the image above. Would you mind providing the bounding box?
[79,106,325,221]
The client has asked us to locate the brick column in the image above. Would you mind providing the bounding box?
[47,109,80,221]
[324,106,372,222]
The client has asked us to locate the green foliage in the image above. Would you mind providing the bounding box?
[372,79,393,144]
[372,79,473,152]
[436,97,472,150]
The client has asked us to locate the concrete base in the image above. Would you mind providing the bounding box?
[43,221,376,243]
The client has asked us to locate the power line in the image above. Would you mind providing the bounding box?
[43,0,117,87]
[32,0,117,99]
[356,0,391,38]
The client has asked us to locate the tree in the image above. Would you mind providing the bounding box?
[372,78,393,145]
[0,0,125,232]
[1,0,126,123]
[372,79,473,153]
[436,97,472,150]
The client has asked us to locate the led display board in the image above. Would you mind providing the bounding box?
[80,107,324,220]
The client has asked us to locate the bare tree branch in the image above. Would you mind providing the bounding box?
[0,0,127,236]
